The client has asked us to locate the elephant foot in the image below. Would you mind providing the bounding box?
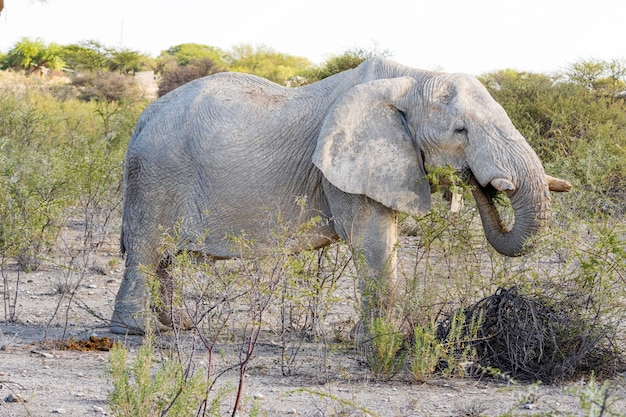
[350,320,367,350]
[156,308,194,331]
[110,307,173,335]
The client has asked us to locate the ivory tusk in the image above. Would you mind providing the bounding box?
[450,191,463,213]
[546,175,572,192]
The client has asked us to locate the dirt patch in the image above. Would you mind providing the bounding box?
[1,236,626,416]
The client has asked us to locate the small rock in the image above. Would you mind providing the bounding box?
[93,405,105,413]
[31,350,54,358]
[4,392,25,403]
[87,284,97,289]
[52,408,66,414]
[253,393,264,400]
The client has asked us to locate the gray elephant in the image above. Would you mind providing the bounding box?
[110,57,570,335]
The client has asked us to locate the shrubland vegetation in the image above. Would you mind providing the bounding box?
[1,37,625,415]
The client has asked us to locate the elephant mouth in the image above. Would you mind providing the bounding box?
[468,175,513,232]
[440,171,513,232]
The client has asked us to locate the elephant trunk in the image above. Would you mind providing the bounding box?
[470,169,551,257]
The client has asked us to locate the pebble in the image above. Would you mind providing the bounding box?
[253,393,264,400]
[31,350,54,358]
[4,393,25,403]
[52,408,66,414]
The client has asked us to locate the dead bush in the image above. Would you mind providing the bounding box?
[71,71,143,102]
[438,287,622,383]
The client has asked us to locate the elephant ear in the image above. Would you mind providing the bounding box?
[313,77,431,215]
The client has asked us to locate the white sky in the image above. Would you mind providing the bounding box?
[0,0,624,75]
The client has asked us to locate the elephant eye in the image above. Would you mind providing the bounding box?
[453,121,467,135]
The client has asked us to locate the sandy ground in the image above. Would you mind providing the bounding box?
[2,234,626,417]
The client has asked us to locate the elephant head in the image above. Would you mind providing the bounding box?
[314,73,564,257]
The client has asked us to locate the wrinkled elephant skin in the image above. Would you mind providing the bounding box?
[111,58,568,335]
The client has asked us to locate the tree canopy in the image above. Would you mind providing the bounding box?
[159,43,227,68]
[1,38,64,72]
[304,46,391,82]
[226,44,312,85]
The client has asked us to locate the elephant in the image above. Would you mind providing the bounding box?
[110,57,570,335]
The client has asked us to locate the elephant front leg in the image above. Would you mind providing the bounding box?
[323,182,400,345]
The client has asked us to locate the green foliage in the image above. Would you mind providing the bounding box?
[108,48,146,74]
[366,317,406,379]
[155,43,230,96]
[0,73,142,273]
[367,308,481,382]
[0,94,71,270]
[1,37,64,72]
[159,43,227,67]
[58,40,152,73]
[71,71,144,102]
[566,373,621,417]
[228,43,313,85]
[479,60,626,215]
[399,176,626,382]
[566,58,626,97]
[108,337,208,417]
[58,41,110,71]
[157,58,223,97]
[305,46,391,82]
[437,309,481,378]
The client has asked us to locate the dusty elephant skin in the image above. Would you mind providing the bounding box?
[111,57,569,335]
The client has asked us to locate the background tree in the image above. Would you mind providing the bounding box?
[157,57,223,97]
[227,43,312,85]
[1,37,64,73]
[109,48,146,74]
[305,46,392,82]
[158,43,227,68]
[565,58,626,98]
[480,63,626,214]
[72,71,143,102]
[59,40,150,73]
[58,40,109,72]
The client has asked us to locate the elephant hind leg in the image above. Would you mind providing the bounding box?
[111,262,171,335]
[111,257,193,335]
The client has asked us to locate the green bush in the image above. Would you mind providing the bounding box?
[109,336,208,417]
[0,72,143,323]
[480,62,626,215]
